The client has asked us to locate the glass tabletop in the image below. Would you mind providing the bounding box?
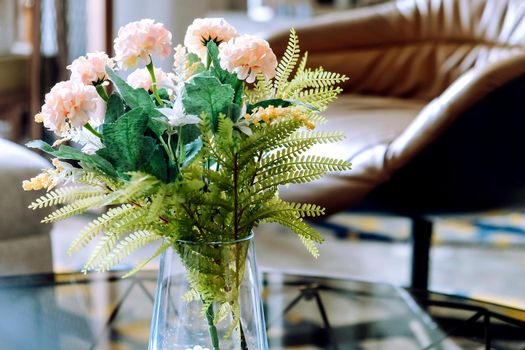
[0,270,524,350]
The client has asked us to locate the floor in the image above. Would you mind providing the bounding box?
[51,214,525,310]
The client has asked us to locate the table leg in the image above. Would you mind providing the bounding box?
[410,217,433,290]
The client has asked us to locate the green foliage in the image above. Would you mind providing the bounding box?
[245,73,274,104]
[106,67,154,109]
[182,75,234,131]
[89,230,162,272]
[274,28,300,95]
[104,93,126,124]
[28,186,106,209]
[68,203,136,254]
[245,29,348,115]
[41,194,112,223]
[97,108,155,174]
[207,40,243,106]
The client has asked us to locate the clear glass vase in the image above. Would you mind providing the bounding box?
[149,233,268,350]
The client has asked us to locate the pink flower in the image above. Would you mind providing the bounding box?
[127,67,175,94]
[219,35,277,83]
[67,52,115,85]
[35,80,104,136]
[114,19,172,69]
[184,18,238,61]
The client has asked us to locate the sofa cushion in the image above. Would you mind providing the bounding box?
[280,94,425,214]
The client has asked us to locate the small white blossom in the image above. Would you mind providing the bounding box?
[157,86,200,127]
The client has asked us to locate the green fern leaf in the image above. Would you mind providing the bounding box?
[239,119,303,165]
[274,29,300,94]
[182,288,201,302]
[255,169,326,191]
[122,237,174,278]
[147,185,167,223]
[29,186,106,209]
[246,73,274,104]
[295,86,343,111]
[41,194,112,223]
[92,231,162,272]
[298,234,320,258]
[67,203,136,255]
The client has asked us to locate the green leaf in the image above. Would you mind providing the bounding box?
[140,136,157,167]
[179,124,200,144]
[182,137,203,168]
[106,66,154,109]
[157,88,170,101]
[207,41,243,106]
[182,75,234,132]
[99,108,149,172]
[27,140,117,177]
[221,103,241,123]
[148,109,170,137]
[207,40,221,71]
[187,52,206,75]
[26,139,55,153]
[143,147,168,182]
[135,88,155,109]
[105,93,126,124]
[246,99,292,114]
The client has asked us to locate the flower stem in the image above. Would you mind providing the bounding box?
[84,123,102,139]
[205,303,220,350]
[95,84,109,102]
[157,134,176,167]
[239,321,248,350]
[146,58,164,106]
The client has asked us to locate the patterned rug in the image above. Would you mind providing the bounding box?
[314,210,525,247]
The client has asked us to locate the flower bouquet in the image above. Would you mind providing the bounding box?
[24,18,350,350]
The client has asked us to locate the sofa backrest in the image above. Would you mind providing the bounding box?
[268,0,525,100]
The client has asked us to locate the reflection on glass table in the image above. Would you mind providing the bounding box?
[0,271,524,349]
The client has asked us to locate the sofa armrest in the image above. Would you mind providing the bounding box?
[387,53,525,175]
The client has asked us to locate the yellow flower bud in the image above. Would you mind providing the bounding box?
[22,180,33,191]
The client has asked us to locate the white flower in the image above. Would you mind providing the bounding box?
[219,35,277,83]
[157,97,201,128]
[66,128,105,155]
[113,18,172,69]
[67,52,115,85]
[35,80,105,136]
[127,67,176,94]
[184,18,238,61]
[157,84,200,127]
[185,346,210,350]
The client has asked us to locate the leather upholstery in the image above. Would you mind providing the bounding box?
[269,0,525,100]
[267,0,525,215]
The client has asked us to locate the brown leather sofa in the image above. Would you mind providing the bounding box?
[267,0,525,289]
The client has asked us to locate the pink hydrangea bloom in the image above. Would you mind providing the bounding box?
[127,67,175,93]
[184,18,238,61]
[67,52,115,85]
[114,19,172,69]
[219,35,277,83]
[36,80,104,136]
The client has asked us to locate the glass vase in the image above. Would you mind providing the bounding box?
[149,233,268,350]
